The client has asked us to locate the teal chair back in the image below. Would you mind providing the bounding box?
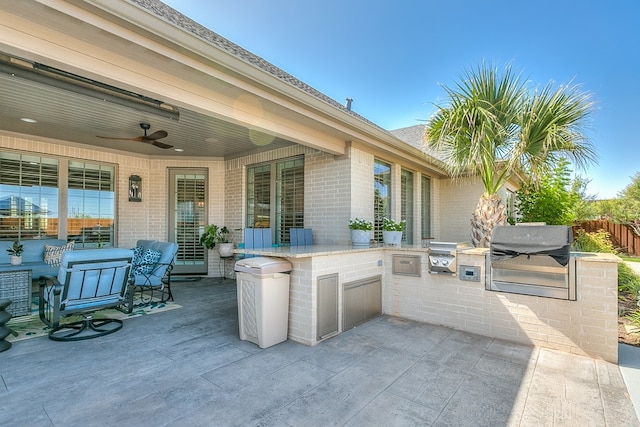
[55,248,133,312]
[243,228,272,258]
[290,228,313,246]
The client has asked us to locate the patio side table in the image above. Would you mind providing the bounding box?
[0,268,32,317]
[219,255,236,280]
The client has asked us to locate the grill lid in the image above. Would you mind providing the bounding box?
[490,225,573,266]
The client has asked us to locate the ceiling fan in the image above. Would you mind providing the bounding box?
[97,122,173,149]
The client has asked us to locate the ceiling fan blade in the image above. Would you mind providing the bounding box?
[96,135,138,141]
[145,130,168,140]
[152,140,174,149]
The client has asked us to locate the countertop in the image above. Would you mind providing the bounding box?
[232,244,621,263]
[232,244,429,259]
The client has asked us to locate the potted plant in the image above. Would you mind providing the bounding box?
[6,241,24,265]
[200,225,234,257]
[382,218,405,246]
[349,218,373,247]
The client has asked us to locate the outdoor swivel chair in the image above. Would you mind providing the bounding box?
[128,240,178,311]
[38,248,134,341]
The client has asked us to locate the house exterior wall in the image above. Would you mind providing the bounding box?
[306,149,353,245]
[437,177,483,243]
[0,133,226,269]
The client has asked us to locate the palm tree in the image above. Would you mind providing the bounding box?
[425,63,597,247]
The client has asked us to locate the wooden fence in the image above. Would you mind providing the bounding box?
[574,220,640,256]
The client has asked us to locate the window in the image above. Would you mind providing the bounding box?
[0,152,59,240]
[247,157,304,244]
[421,175,431,240]
[247,164,271,229]
[374,159,391,242]
[0,150,115,247]
[67,161,115,247]
[401,169,414,244]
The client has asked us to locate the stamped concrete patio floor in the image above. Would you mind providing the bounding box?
[1,278,638,426]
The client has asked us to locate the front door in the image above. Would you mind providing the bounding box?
[168,168,207,275]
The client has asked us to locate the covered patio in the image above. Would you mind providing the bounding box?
[1,278,638,426]
[1,2,640,424]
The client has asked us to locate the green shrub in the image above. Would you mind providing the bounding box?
[619,262,640,295]
[571,229,640,295]
[571,229,616,254]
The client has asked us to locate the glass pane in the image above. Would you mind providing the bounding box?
[276,158,304,244]
[0,153,59,240]
[174,173,206,266]
[246,164,271,228]
[422,175,431,240]
[374,159,391,243]
[67,162,115,248]
[401,169,414,244]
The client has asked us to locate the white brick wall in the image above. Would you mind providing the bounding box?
[305,150,353,245]
[384,249,619,363]
[437,177,484,242]
[288,250,385,345]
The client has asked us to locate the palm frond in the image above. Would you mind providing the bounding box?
[425,63,597,195]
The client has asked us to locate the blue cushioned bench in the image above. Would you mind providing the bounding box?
[0,239,73,316]
[0,239,70,278]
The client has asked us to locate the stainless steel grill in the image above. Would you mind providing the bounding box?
[486,225,576,300]
[428,241,459,275]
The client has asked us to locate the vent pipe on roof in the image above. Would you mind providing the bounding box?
[345,98,353,111]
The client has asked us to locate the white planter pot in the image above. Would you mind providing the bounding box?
[217,243,234,258]
[10,255,22,266]
[382,230,403,246]
[351,230,371,247]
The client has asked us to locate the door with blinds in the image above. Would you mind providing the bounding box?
[168,169,207,275]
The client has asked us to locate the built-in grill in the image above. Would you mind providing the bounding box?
[428,241,459,274]
[486,225,576,300]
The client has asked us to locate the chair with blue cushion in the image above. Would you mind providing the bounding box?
[242,228,272,258]
[38,248,134,341]
[290,228,313,246]
[129,240,178,310]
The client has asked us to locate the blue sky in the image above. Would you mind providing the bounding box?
[163,0,639,199]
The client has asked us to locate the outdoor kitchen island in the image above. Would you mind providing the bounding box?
[233,244,621,363]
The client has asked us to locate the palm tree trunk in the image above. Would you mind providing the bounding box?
[470,194,507,247]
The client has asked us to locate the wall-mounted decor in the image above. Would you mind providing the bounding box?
[129,175,142,202]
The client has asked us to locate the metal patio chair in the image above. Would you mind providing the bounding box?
[38,248,134,341]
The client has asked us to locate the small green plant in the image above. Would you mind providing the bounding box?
[625,309,640,331]
[6,241,24,256]
[349,218,373,231]
[382,218,406,232]
[199,224,230,249]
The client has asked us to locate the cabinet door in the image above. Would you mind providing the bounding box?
[317,274,338,340]
[365,278,382,320]
[343,281,366,331]
[343,275,382,331]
